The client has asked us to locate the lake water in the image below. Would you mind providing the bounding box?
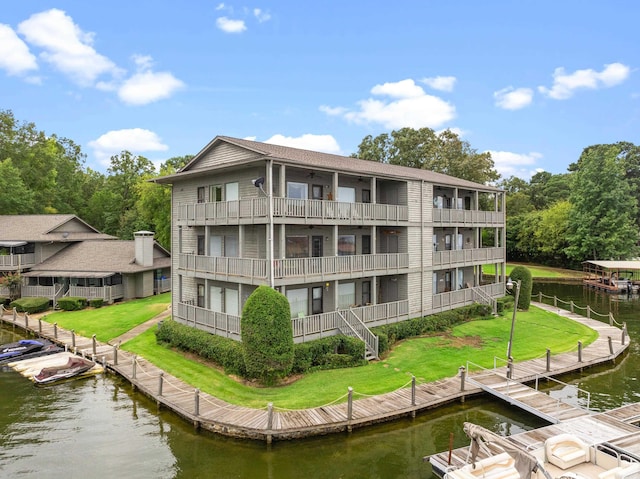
[1,282,638,479]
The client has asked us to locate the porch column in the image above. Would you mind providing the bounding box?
[454,188,458,209]
[372,276,378,304]
[279,164,286,196]
[371,177,377,204]
[332,172,338,201]
[238,225,244,257]
[372,225,377,254]
[474,190,479,210]
[279,224,286,259]
[333,224,338,257]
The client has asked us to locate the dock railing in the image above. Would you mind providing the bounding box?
[536,291,624,328]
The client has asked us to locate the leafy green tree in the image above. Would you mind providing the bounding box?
[535,200,572,266]
[529,171,571,210]
[241,286,294,385]
[353,127,499,184]
[0,159,34,213]
[566,144,639,261]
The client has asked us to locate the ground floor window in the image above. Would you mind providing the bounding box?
[338,282,355,308]
[287,288,308,318]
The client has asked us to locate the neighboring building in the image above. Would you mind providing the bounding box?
[155,136,506,358]
[0,215,171,303]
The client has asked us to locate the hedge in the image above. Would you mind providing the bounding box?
[10,297,50,314]
[372,303,493,354]
[57,297,87,311]
[89,298,104,308]
[291,335,366,373]
[156,319,246,376]
[509,266,532,310]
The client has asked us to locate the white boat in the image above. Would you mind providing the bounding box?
[432,423,640,479]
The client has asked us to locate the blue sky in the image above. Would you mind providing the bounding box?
[1,1,638,180]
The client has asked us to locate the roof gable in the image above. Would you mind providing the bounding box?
[0,215,115,242]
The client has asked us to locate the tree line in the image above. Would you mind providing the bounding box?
[2,109,638,265]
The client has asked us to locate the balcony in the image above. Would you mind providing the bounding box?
[433,208,504,225]
[175,299,410,343]
[433,247,504,267]
[178,252,410,283]
[432,282,503,313]
[0,253,36,270]
[177,197,409,225]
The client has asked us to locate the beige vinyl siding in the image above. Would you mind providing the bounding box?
[191,142,263,170]
[242,225,265,259]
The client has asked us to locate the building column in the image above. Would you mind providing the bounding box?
[332,172,339,200]
[279,164,286,196]
[372,276,378,305]
[371,177,377,204]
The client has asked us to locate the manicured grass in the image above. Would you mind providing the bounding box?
[483,263,583,279]
[122,305,597,410]
[41,293,170,342]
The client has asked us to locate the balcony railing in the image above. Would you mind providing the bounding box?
[433,247,504,266]
[68,285,125,302]
[177,198,408,224]
[0,253,36,269]
[432,282,503,312]
[175,299,410,343]
[433,208,504,225]
[176,302,241,340]
[178,253,410,281]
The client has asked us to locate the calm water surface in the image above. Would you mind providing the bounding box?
[1,282,638,479]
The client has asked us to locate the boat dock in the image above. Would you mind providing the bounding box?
[8,351,103,382]
[0,301,631,441]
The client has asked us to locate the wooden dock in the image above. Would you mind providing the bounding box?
[0,301,631,442]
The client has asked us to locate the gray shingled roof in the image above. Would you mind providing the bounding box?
[158,135,500,192]
[0,215,115,242]
[27,240,171,274]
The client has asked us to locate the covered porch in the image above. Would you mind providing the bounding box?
[22,271,125,303]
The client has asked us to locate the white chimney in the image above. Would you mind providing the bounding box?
[134,231,155,267]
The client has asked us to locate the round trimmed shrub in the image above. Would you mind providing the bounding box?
[509,265,532,310]
[241,286,294,385]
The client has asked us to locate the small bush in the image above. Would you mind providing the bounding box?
[291,336,366,373]
[57,297,87,311]
[89,298,104,308]
[10,297,50,314]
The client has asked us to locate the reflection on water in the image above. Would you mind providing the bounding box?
[1,282,638,478]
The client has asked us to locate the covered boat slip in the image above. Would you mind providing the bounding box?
[583,260,640,293]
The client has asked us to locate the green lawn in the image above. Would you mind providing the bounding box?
[122,305,597,410]
[41,293,170,342]
[483,263,583,279]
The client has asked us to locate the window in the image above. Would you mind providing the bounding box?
[210,236,223,257]
[197,235,205,255]
[225,288,239,316]
[210,286,222,312]
[338,282,355,308]
[197,284,205,308]
[287,288,308,318]
[338,235,355,256]
[362,235,371,255]
[312,236,323,257]
[312,185,323,200]
[362,189,371,203]
[312,286,323,314]
[197,186,205,203]
[362,281,371,305]
[286,236,309,258]
[225,236,239,257]
[287,182,308,199]
[445,234,452,251]
[210,185,222,202]
[338,186,355,203]
[225,182,239,201]
[433,234,438,252]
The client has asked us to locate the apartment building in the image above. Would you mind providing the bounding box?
[156,136,506,358]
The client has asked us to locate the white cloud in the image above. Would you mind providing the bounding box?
[17,8,122,86]
[494,87,534,110]
[421,76,456,92]
[487,150,542,178]
[253,8,271,23]
[538,62,631,100]
[0,24,38,76]
[322,79,455,130]
[216,17,247,33]
[89,128,169,166]
[215,3,226,10]
[119,70,184,105]
[264,134,342,155]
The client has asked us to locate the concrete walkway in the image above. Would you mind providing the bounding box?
[109,305,172,345]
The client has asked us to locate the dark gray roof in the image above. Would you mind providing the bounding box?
[0,215,115,242]
[28,240,171,274]
[158,135,500,192]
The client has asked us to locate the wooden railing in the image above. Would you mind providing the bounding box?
[433,247,504,266]
[0,253,36,268]
[176,302,241,340]
[432,282,504,312]
[176,299,410,344]
[178,253,410,281]
[339,309,379,359]
[177,197,409,224]
[433,208,504,225]
[68,284,125,302]
[155,278,171,293]
[21,285,59,298]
